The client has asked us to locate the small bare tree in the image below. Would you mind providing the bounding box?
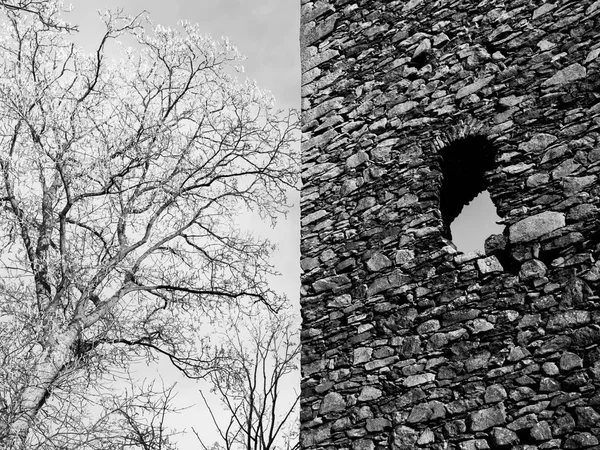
[193,308,300,450]
[0,2,298,448]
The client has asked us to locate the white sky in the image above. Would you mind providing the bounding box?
[61,1,301,448]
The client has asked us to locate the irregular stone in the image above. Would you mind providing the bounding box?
[354,347,373,364]
[547,310,591,330]
[366,417,391,432]
[346,150,369,168]
[456,76,494,99]
[366,252,392,271]
[560,351,583,371]
[312,275,351,293]
[395,249,415,266]
[542,63,586,87]
[476,255,504,274]
[465,351,491,372]
[508,211,565,243]
[564,433,599,448]
[491,427,518,446]
[352,439,374,450]
[367,270,410,295]
[392,425,418,449]
[575,406,600,428]
[552,413,575,435]
[507,413,538,430]
[519,133,557,153]
[519,259,547,281]
[403,373,435,387]
[303,209,328,226]
[301,425,331,447]
[459,439,490,450]
[358,386,382,401]
[530,421,552,441]
[470,405,506,431]
[485,385,507,403]
[407,400,446,423]
[320,392,346,414]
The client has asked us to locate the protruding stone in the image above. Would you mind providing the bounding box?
[456,76,494,99]
[346,151,369,168]
[470,405,506,431]
[320,392,346,414]
[358,386,382,401]
[508,211,565,243]
[312,275,351,293]
[392,425,418,449]
[485,385,507,403]
[491,427,518,446]
[477,256,504,274]
[531,421,552,441]
[353,347,373,364]
[519,259,547,281]
[560,352,583,371]
[366,252,392,271]
[542,63,586,87]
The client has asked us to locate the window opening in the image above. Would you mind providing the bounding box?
[451,190,503,253]
[439,135,499,252]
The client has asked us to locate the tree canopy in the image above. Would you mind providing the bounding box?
[0,3,298,448]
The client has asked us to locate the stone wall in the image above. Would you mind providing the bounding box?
[300,0,600,449]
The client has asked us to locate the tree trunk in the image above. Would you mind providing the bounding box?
[8,324,80,448]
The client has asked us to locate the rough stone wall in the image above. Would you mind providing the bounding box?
[300,0,600,449]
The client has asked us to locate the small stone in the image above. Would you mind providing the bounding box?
[519,259,547,281]
[404,373,435,387]
[395,249,415,266]
[416,429,434,445]
[352,439,374,450]
[547,310,591,330]
[392,425,419,448]
[312,275,351,293]
[508,211,565,243]
[531,421,552,441]
[485,385,507,403]
[366,417,391,432]
[354,347,373,364]
[358,386,382,401]
[508,413,538,430]
[346,150,369,168]
[519,133,557,153]
[560,351,583,371]
[552,413,575,435]
[459,439,490,450]
[470,405,506,431]
[575,406,600,428]
[366,252,392,271]
[542,362,559,375]
[456,76,494,99]
[469,318,494,334]
[542,63,586,87]
[564,433,599,448]
[465,351,491,372]
[477,256,504,274]
[413,38,431,58]
[320,392,346,414]
[539,377,560,392]
[491,427,518,446]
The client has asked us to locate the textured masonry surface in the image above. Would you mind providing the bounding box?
[300,0,600,449]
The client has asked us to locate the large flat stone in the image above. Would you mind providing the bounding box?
[508,211,565,243]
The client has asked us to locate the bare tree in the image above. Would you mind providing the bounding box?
[0,2,298,448]
[193,308,300,450]
[0,0,77,30]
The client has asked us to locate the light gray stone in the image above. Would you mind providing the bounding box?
[346,150,369,168]
[470,405,506,431]
[508,211,565,243]
[320,392,345,414]
[358,386,382,401]
[456,76,494,99]
[366,252,392,271]
[542,63,586,87]
[477,256,504,274]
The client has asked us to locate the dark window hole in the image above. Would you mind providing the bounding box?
[439,136,503,253]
